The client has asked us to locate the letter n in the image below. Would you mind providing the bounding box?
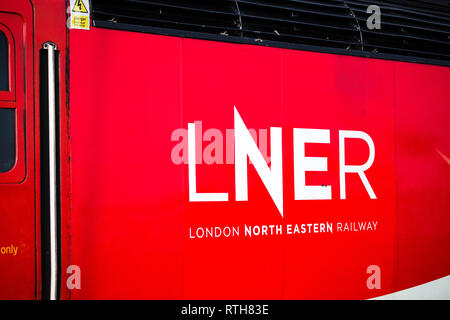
[234,106,283,217]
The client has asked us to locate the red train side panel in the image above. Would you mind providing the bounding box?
[65,27,449,299]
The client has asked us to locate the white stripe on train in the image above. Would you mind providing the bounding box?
[371,275,450,300]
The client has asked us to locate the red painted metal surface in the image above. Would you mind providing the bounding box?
[394,63,450,291]
[67,27,449,299]
[0,0,448,300]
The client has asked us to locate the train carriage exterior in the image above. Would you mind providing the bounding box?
[0,0,449,300]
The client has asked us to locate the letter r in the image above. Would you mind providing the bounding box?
[339,130,376,199]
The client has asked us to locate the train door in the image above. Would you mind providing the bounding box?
[0,2,36,299]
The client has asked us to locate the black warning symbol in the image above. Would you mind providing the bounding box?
[72,0,88,13]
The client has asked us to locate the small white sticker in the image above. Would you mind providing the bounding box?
[69,0,90,30]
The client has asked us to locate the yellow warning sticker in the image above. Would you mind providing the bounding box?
[72,15,89,29]
[72,0,88,13]
[69,0,90,30]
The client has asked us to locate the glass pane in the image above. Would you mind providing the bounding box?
[0,30,8,91]
[0,108,15,172]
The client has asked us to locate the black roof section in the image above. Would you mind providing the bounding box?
[91,0,450,66]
